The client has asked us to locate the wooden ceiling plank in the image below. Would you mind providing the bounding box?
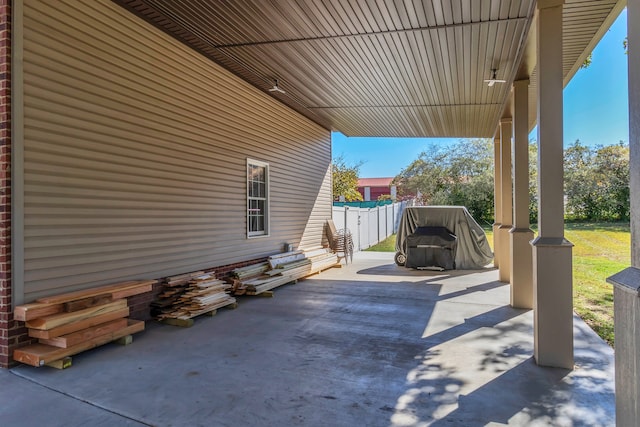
[431,0,446,26]
[480,0,491,22]
[403,34,433,104]
[416,31,443,104]
[402,0,421,28]
[442,0,455,25]
[424,29,448,106]
[289,0,335,37]
[395,32,430,106]
[337,36,400,107]
[446,27,462,104]
[451,0,463,24]
[397,33,431,105]
[460,0,472,23]
[462,25,473,105]
[391,0,413,29]
[412,32,441,106]
[377,33,414,106]
[275,0,327,38]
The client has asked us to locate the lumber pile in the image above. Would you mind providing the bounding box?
[152,272,237,325]
[231,248,339,296]
[13,280,153,367]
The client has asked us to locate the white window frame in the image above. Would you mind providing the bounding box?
[247,158,270,238]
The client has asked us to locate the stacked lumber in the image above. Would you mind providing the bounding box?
[228,263,270,295]
[231,248,339,296]
[13,280,153,367]
[152,272,237,324]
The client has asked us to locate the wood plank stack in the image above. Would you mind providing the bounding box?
[152,272,237,325]
[231,248,339,296]
[13,280,153,367]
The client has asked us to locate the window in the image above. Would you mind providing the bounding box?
[247,159,269,237]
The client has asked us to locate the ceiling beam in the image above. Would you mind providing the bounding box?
[308,103,503,109]
[215,17,530,49]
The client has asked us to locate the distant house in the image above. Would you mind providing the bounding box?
[357,178,397,201]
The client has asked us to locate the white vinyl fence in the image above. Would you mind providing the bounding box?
[332,201,408,252]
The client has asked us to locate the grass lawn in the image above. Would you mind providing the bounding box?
[366,222,628,347]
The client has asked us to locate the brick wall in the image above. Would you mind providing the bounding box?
[0,0,15,369]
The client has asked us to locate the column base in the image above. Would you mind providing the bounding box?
[492,223,501,268]
[510,228,534,309]
[607,267,640,426]
[532,236,574,369]
[497,224,512,282]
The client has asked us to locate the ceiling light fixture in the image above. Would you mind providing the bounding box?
[484,69,506,87]
[268,79,285,94]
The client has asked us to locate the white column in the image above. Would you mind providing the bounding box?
[493,136,501,268]
[608,0,640,423]
[498,119,513,283]
[630,1,640,270]
[532,0,573,369]
[510,80,534,309]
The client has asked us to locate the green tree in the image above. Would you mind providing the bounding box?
[593,143,629,220]
[332,156,363,202]
[395,139,495,223]
[564,140,598,219]
[564,141,629,221]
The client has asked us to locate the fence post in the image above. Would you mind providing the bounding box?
[357,210,362,251]
[385,205,389,238]
[392,203,396,233]
[344,206,348,232]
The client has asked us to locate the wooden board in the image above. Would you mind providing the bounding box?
[111,282,153,299]
[268,253,305,269]
[38,318,129,348]
[14,302,63,322]
[247,290,274,297]
[16,280,153,321]
[36,280,155,304]
[14,319,145,367]
[46,357,73,370]
[28,307,130,339]
[26,300,128,330]
[63,294,112,313]
[161,317,195,328]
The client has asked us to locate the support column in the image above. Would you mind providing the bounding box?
[493,136,501,268]
[510,80,534,309]
[498,119,513,283]
[607,0,640,423]
[532,0,573,369]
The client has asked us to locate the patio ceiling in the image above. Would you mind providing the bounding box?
[114,0,624,139]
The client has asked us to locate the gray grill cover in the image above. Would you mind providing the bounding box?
[396,206,493,269]
[405,226,457,270]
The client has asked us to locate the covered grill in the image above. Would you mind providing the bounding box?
[405,226,457,270]
[394,206,493,269]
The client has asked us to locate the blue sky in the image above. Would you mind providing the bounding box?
[333,9,629,178]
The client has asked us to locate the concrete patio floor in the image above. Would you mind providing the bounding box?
[2,252,614,426]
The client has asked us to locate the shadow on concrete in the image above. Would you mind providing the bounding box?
[7,257,613,427]
[387,298,614,427]
[357,263,494,278]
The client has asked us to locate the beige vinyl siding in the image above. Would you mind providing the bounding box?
[20,0,332,301]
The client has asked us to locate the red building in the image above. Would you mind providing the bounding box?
[357,178,397,201]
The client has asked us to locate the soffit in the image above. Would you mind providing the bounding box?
[112,0,622,139]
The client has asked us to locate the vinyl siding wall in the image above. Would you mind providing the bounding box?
[19,0,332,302]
